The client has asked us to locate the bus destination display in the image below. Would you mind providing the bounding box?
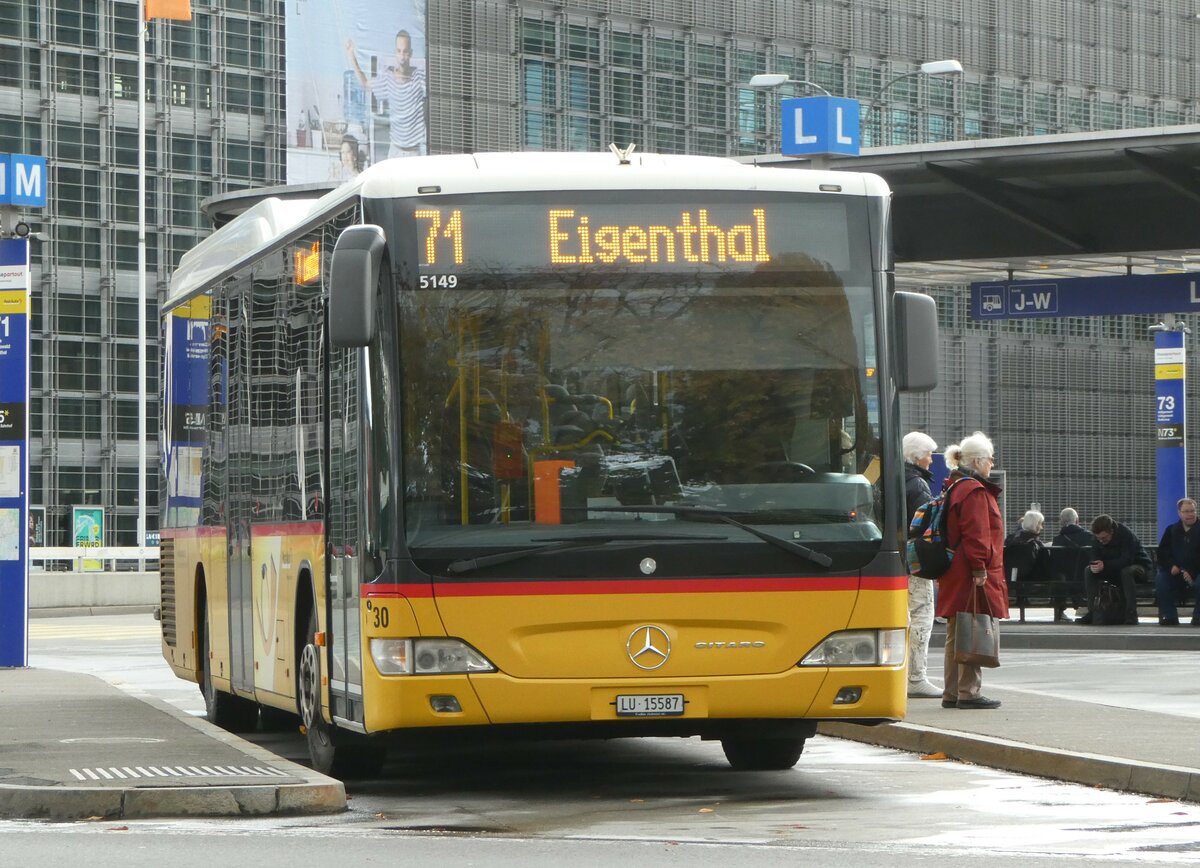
[410,198,853,279]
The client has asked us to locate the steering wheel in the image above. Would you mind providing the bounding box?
[750,461,816,482]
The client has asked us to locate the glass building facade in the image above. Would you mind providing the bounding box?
[1,0,1197,546]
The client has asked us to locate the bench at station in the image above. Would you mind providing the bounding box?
[1004,546,1191,622]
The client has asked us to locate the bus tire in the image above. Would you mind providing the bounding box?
[299,609,383,778]
[199,600,259,732]
[720,736,806,771]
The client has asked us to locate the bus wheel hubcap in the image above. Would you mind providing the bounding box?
[299,644,319,729]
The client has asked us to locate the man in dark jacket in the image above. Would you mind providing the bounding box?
[1080,514,1151,625]
[1154,497,1200,626]
[1048,507,1095,620]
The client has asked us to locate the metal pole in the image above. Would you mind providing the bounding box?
[137,1,147,571]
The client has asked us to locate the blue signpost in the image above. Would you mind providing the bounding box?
[0,152,44,669]
[0,237,30,667]
[1154,327,1187,540]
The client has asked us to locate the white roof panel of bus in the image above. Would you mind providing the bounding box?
[358,151,890,199]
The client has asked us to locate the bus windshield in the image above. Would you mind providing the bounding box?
[389,191,883,569]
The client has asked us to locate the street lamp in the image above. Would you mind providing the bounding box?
[746,73,832,97]
[876,59,963,100]
[746,60,964,153]
[872,59,963,146]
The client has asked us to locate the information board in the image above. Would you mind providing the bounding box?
[0,237,29,667]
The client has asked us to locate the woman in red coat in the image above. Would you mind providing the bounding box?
[937,431,1008,710]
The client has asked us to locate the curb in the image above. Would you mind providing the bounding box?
[819,721,1200,802]
[0,780,346,820]
[30,605,158,618]
[0,677,347,821]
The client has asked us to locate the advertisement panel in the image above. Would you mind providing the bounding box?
[72,505,104,572]
[161,297,210,529]
[28,505,43,547]
[285,0,428,184]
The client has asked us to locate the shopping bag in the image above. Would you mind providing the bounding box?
[954,610,1000,668]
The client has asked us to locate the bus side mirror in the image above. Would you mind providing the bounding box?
[893,290,938,392]
[329,224,386,347]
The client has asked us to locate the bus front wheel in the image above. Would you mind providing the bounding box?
[299,609,383,778]
[720,736,806,771]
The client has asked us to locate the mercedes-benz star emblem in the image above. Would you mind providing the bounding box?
[627,625,671,670]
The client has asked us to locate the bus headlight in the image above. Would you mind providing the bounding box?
[370,638,497,675]
[799,629,906,667]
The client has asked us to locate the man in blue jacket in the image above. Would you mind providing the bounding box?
[1154,498,1200,626]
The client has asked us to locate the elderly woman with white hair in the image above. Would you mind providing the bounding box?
[1004,509,1050,583]
[936,431,1009,710]
[902,431,941,698]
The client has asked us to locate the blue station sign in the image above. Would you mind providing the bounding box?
[780,96,861,157]
[0,154,47,208]
[971,271,1200,320]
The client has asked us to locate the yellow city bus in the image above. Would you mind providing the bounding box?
[159,151,938,776]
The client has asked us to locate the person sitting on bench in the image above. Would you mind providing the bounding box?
[1004,509,1050,582]
[1154,497,1200,626]
[1079,514,1150,625]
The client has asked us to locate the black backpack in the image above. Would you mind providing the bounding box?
[1095,581,1125,625]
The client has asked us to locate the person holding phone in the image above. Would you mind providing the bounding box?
[1080,514,1151,625]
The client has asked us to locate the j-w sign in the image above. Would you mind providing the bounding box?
[0,154,47,208]
[971,271,1200,320]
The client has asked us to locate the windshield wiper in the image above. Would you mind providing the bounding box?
[444,532,728,575]
[572,505,834,569]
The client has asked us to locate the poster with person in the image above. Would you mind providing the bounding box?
[285,0,428,184]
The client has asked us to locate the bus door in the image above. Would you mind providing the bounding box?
[226,284,255,694]
[327,344,365,722]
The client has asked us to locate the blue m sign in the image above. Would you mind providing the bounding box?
[0,154,48,207]
[780,97,861,157]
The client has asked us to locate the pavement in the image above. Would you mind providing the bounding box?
[3,609,1200,821]
[823,613,1200,802]
[0,667,345,820]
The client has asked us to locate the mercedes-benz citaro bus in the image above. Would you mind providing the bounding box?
[159,150,938,777]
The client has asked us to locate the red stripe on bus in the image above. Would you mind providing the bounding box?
[162,522,323,539]
[363,575,906,599]
[250,521,324,536]
[860,575,910,590]
[160,527,227,539]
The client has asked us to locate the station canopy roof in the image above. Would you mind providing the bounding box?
[748,125,1200,289]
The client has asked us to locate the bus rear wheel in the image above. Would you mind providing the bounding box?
[299,609,383,778]
[720,736,806,771]
[199,603,258,732]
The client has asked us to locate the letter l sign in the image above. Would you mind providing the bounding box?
[792,106,817,145]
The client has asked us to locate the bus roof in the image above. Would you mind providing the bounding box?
[166,151,889,311]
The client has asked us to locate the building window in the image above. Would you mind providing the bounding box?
[654,37,686,76]
[611,31,643,68]
[522,18,556,56]
[611,70,643,118]
[566,24,599,63]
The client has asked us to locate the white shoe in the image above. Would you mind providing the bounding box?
[907,680,942,698]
